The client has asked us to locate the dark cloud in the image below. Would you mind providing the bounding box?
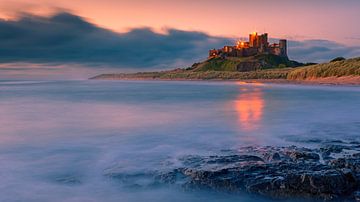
[288,40,360,63]
[0,12,359,70]
[0,12,231,69]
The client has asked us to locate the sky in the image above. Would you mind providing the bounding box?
[0,0,359,78]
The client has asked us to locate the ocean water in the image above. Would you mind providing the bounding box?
[0,80,359,202]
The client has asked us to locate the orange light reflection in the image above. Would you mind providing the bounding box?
[234,89,264,132]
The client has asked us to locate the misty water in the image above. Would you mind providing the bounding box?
[0,80,360,202]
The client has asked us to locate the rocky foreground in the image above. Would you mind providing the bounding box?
[105,141,360,201]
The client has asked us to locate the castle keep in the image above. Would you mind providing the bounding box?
[209,32,287,59]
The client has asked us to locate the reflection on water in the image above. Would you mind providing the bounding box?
[234,88,265,131]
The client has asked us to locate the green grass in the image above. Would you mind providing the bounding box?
[254,54,302,69]
[193,57,244,72]
[287,57,360,80]
[192,54,301,72]
[91,57,360,81]
[92,68,292,80]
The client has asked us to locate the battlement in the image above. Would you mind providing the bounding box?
[209,32,287,59]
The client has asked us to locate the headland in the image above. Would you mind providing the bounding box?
[91,32,360,86]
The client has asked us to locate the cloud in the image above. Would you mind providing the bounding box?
[0,11,359,72]
[0,12,231,69]
[288,40,360,63]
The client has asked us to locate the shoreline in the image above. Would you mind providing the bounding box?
[91,76,360,86]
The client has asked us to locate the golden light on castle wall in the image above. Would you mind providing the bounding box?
[237,41,245,48]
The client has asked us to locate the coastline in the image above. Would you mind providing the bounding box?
[90,76,360,86]
[90,57,360,87]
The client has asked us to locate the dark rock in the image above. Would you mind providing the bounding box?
[166,145,360,200]
[285,150,320,162]
[105,143,360,201]
[206,155,264,164]
[330,158,360,172]
[236,61,262,72]
[177,161,357,200]
[353,153,360,158]
[265,152,281,162]
[326,140,345,144]
[354,191,360,201]
[321,144,349,154]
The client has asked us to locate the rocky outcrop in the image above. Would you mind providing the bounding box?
[236,61,262,72]
[105,142,360,201]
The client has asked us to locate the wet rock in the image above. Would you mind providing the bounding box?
[176,161,357,200]
[326,140,345,144]
[205,155,264,164]
[354,191,360,201]
[246,169,356,200]
[353,153,360,158]
[330,158,360,172]
[106,143,360,201]
[286,150,320,162]
[321,144,349,154]
[166,145,360,200]
[264,152,281,162]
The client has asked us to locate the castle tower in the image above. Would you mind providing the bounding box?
[259,33,268,47]
[279,39,287,57]
[258,33,268,53]
[249,32,258,47]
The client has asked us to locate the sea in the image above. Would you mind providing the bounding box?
[0,80,359,202]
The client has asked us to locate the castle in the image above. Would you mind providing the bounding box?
[209,32,287,59]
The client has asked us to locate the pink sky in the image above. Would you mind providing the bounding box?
[1,0,360,45]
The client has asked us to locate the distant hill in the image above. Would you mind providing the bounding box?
[287,57,360,80]
[190,54,303,72]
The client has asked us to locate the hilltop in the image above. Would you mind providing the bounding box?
[189,54,303,72]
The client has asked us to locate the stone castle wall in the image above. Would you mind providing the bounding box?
[209,33,287,59]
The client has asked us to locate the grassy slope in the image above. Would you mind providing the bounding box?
[287,57,360,80]
[92,68,292,80]
[193,54,301,72]
[91,57,360,81]
[193,57,246,72]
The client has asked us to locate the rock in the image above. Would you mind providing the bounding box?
[287,150,320,161]
[354,191,360,201]
[236,61,261,72]
[165,145,360,200]
[330,158,360,172]
[176,161,356,200]
[245,169,356,200]
[321,144,349,154]
[105,143,360,201]
[265,152,281,162]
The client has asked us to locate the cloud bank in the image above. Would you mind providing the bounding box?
[288,40,360,63]
[0,12,359,71]
[0,12,231,69]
